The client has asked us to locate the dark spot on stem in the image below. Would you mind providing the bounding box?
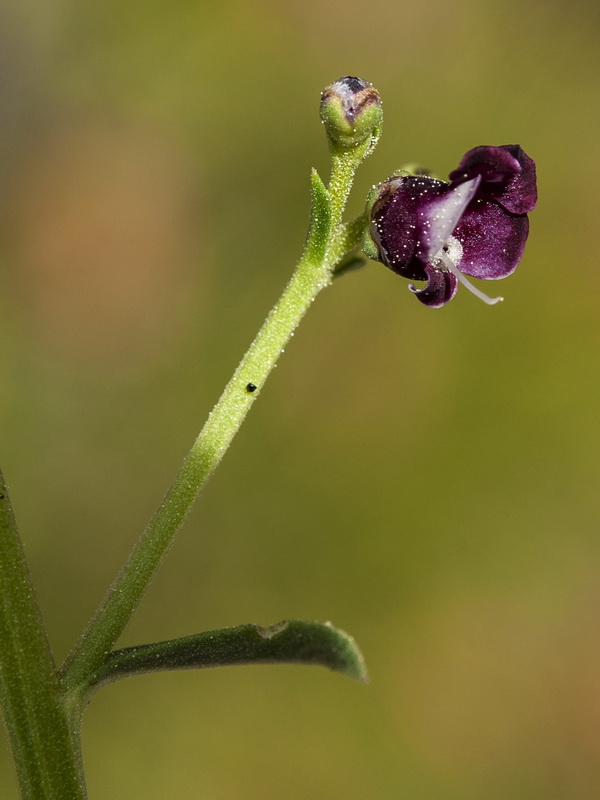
[246,383,257,393]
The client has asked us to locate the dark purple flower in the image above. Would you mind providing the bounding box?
[363,145,537,307]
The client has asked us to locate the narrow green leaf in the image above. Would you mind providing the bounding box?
[303,169,332,263]
[0,472,87,798]
[88,620,368,693]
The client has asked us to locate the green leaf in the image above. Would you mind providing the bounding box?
[88,620,368,694]
[303,169,332,263]
[0,472,88,798]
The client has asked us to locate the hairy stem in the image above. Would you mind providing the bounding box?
[61,165,366,694]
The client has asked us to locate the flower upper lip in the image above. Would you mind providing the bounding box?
[364,144,537,308]
[448,145,537,215]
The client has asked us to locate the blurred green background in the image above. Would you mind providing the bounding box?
[1,0,599,797]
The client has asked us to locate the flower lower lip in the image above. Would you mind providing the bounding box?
[437,250,503,305]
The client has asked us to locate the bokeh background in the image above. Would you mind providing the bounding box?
[1,0,599,797]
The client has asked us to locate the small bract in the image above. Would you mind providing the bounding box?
[363,145,537,308]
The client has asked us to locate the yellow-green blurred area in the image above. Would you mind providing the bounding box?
[1,0,599,796]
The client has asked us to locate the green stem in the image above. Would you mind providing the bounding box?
[0,473,86,799]
[61,163,366,694]
[328,152,360,225]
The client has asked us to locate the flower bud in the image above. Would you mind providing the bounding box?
[320,76,383,152]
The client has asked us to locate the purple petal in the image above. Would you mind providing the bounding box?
[454,199,530,280]
[449,145,520,183]
[409,266,458,308]
[370,175,447,281]
[449,145,537,215]
[416,177,481,261]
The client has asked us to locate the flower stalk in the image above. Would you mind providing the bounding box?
[60,81,379,696]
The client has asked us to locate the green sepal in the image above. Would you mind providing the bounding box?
[87,620,368,694]
[361,181,386,261]
[304,169,332,263]
[321,95,382,151]
[396,163,433,178]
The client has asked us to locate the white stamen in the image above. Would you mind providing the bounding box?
[438,250,503,306]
